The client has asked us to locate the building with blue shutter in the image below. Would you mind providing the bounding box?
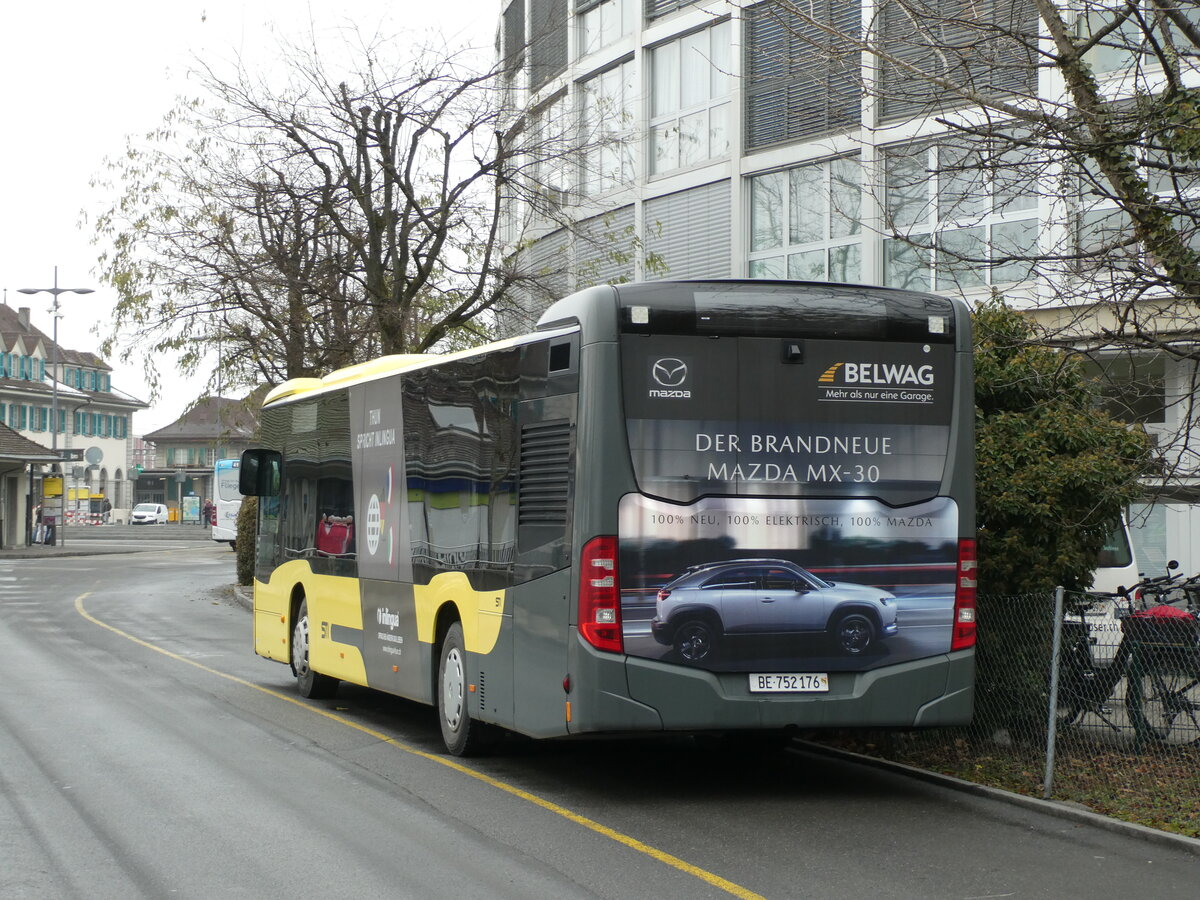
[0,302,147,525]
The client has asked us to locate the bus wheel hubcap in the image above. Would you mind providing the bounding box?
[294,618,309,675]
[443,647,465,730]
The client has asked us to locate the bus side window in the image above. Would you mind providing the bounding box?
[316,514,354,556]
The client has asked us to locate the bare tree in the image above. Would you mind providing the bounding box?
[753,0,1200,333]
[748,0,1200,484]
[91,28,570,397]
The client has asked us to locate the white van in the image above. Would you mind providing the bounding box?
[130,502,169,525]
[1072,520,1140,664]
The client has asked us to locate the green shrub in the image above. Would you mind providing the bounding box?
[973,300,1151,732]
[236,496,257,586]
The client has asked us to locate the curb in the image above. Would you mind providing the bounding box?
[0,548,138,559]
[232,584,253,612]
[793,739,1200,856]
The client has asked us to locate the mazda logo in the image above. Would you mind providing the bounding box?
[652,358,688,387]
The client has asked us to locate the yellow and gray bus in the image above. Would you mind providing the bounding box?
[239,281,977,754]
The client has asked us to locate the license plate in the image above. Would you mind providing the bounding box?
[748,673,829,693]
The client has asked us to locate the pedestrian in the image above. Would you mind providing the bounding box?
[203,498,214,526]
[101,497,112,525]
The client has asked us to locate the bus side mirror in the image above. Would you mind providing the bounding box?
[239,449,281,497]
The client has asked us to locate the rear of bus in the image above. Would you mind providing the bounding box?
[548,281,975,736]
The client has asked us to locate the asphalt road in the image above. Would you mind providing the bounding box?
[1,544,1197,899]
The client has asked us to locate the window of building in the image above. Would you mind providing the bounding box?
[744,0,860,150]
[530,0,569,92]
[644,180,732,279]
[531,91,572,208]
[646,0,696,18]
[580,59,637,196]
[577,0,635,58]
[882,140,1039,291]
[577,205,636,284]
[1073,136,1200,278]
[1087,353,1167,426]
[502,0,526,77]
[1079,1,1200,74]
[878,0,1038,124]
[649,20,732,175]
[747,157,863,282]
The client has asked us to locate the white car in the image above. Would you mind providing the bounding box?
[130,502,169,525]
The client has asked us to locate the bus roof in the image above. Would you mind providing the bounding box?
[261,327,579,408]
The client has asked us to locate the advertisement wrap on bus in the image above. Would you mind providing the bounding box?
[239,281,976,755]
[618,323,963,673]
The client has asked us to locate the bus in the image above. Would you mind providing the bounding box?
[239,281,976,755]
[212,458,242,549]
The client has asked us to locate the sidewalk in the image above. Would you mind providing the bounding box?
[0,523,215,560]
[0,543,136,560]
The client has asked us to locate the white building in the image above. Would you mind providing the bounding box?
[495,0,1200,573]
[0,302,148,515]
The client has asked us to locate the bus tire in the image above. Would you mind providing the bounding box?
[674,618,718,663]
[833,612,875,655]
[438,622,496,756]
[293,598,338,699]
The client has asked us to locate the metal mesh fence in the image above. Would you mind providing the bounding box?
[815,589,1200,837]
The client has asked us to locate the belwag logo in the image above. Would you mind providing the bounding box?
[819,361,935,387]
[650,357,691,398]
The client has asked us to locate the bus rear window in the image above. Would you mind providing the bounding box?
[620,333,955,504]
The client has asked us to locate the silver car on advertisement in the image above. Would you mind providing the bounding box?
[650,558,899,662]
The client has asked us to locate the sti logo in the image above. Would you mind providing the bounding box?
[819,361,935,386]
[650,357,691,398]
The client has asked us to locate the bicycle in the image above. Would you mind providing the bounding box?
[1120,589,1200,744]
[1054,590,1128,732]
[1056,563,1200,744]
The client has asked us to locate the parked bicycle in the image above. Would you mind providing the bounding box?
[1056,562,1200,745]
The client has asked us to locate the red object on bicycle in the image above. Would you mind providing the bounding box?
[1130,605,1194,620]
[1122,604,1200,644]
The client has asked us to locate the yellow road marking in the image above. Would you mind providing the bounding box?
[75,594,766,900]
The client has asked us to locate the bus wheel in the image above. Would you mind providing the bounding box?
[293,599,338,699]
[674,619,717,663]
[834,613,875,655]
[438,622,496,756]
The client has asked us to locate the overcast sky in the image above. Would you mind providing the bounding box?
[0,1,496,432]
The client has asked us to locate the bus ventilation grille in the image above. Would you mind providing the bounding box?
[478,671,486,707]
[518,420,572,526]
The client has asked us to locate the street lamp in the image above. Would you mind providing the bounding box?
[19,266,94,547]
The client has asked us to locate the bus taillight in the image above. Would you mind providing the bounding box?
[579,535,623,653]
[952,538,977,651]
